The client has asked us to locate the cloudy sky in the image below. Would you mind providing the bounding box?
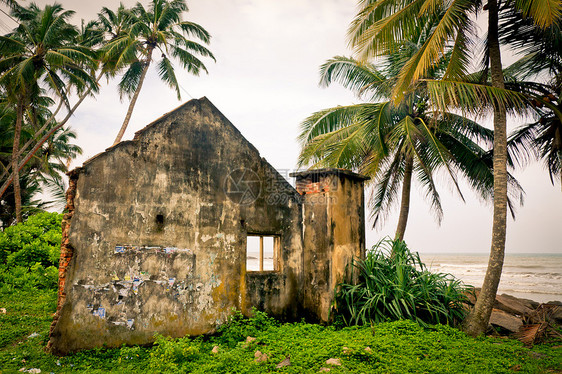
[1,0,560,254]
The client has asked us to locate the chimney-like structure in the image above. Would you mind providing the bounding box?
[290,168,369,322]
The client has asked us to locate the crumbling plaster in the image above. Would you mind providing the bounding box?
[48,98,367,355]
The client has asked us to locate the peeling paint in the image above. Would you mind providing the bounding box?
[47,98,367,355]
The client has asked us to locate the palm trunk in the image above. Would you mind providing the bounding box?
[0,72,103,200]
[112,49,153,146]
[552,126,562,190]
[395,154,413,242]
[0,98,64,184]
[11,97,24,223]
[463,0,508,337]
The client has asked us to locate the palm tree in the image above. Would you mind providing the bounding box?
[347,0,560,337]
[98,3,134,43]
[97,3,136,76]
[298,53,522,242]
[30,123,82,211]
[0,91,81,225]
[0,2,96,223]
[106,0,215,145]
[501,8,562,189]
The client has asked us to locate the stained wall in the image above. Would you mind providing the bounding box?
[48,98,303,354]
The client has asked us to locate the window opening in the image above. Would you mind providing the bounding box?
[246,235,277,271]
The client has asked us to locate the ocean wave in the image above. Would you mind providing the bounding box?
[434,263,488,269]
[501,273,562,280]
[500,288,562,296]
[421,254,562,302]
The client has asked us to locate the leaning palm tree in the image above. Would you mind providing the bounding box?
[0,3,97,222]
[347,0,560,336]
[30,123,82,211]
[107,0,215,145]
[299,53,522,242]
[0,90,81,223]
[97,3,135,77]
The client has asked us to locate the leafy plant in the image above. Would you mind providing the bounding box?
[0,212,62,292]
[214,308,279,348]
[0,263,58,292]
[0,212,62,267]
[334,238,470,327]
[148,334,201,373]
[1,288,561,373]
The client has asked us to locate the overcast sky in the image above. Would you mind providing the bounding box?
[1,0,560,254]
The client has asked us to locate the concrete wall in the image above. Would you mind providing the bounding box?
[48,98,303,354]
[47,98,368,355]
[292,169,368,323]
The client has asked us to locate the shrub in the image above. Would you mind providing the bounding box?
[0,212,62,292]
[0,211,62,268]
[0,263,59,292]
[334,238,469,327]
[214,308,279,348]
[148,334,202,373]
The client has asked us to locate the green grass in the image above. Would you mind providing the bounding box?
[0,289,561,373]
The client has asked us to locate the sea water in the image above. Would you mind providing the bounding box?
[246,250,561,303]
[419,253,562,304]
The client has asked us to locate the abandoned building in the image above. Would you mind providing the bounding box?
[47,97,369,354]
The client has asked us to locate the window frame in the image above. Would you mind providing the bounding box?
[245,234,280,272]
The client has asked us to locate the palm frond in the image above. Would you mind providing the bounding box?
[178,21,211,43]
[424,78,530,115]
[514,0,562,28]
[157,55,180,99]
[392,0,475,101]
[118,60,143,99]
[319,56,390,101]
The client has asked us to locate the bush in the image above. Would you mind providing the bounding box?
[0,263,59,292]
[214,308,279,348]
[0,212,62,292]
[0,212,62,268]
[334,238,469,327]
[148,334,202,373]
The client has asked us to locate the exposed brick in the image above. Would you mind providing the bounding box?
[47,169,79,342]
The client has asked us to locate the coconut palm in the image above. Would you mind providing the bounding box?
[298,54,522,242]
[106,0,215,145]
[0,91,81,225]
[347,0,560,336]
[98,3,134,43]
[0,2,96,222]
[96,3,136,76]
[0,15,103,203]
[501,8,562,189]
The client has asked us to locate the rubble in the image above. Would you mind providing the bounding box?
[465,288,561,344]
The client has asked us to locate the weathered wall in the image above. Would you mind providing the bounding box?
[48,98,303,354]
[293,169,368,323]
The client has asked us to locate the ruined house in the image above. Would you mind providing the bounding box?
[47,97,368,354]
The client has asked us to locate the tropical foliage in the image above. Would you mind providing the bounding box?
[0,2,95,223]
[333,238,470,327]
[0,212,62,292]
[298,33,523,240]
[501,6,562,188]
[0,103,81,227]
[331,0,561,336]
[104,0,215,144]
[0,0,214,225]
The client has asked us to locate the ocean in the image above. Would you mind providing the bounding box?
[419,253,562,304]
[246,249,562,303]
